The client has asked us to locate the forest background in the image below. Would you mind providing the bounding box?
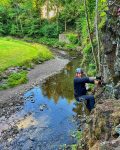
[0,0,108,75]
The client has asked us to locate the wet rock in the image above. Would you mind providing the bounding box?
[39,104,48,111]
[30,99,35,103]
[30,63,35,69]
[38,61,42,64]
[9,103,13,106]
[29,136,35,141]
[99,138,120,150]
[22,66,27,70]
[115,124,120,135]
[27,68,31,71]
[19,96,23,100]
[7,138,12,143]
[2,74,8,79]
[114,82,120,99]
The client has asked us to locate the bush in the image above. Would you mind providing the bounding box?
[7,71,28,87]
[0,71,28,90]
[39,23,62,38]
[65,43,77,50]
[67,33,78,44]
[83,43,92,54]
[89,63,96,70]
[38,37,60,47]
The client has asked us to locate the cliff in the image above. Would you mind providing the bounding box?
[101,0,120,98]
[78,1,120,149]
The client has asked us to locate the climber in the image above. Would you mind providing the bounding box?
[74,68,101,111]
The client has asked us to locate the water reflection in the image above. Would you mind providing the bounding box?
[22,86,78,148]
[0,58,86,149]
[41,58,82,104]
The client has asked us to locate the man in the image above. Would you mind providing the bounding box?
[74,68,101,111]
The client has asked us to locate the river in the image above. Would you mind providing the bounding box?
[0,58,89,150]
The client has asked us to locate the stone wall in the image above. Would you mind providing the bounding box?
[59,34,70,44]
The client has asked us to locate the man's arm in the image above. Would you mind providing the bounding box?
[74,77,94,84]
[74,77,101,84]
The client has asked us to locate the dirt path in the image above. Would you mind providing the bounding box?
[0,52,69,104]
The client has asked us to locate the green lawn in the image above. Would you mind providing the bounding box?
[0,37,53,73]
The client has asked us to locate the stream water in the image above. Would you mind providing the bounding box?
[0,58,89,150]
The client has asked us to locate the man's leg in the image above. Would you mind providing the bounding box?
[80,95,95,111]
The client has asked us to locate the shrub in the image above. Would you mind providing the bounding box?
[65,44,77,50]
[39,23,62,38]
[7,71,28,87]
[38,37,60,47]
[83,43,92,54]
[67,33,78,44]
[0,71,28,90]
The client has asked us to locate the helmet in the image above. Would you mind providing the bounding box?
[76,68,83,73]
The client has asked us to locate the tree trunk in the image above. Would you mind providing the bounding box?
[56,5,59,32]
[46,0,49,20]
[19,18,23,35]
[35,0,41,25]
[95,0,101,72]
[65,18,67,32]
[84,0,99,71]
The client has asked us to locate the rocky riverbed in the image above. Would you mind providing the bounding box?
[0,50,84,150]
[0,50,70,104]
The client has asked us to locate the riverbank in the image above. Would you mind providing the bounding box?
[0,55,69,105]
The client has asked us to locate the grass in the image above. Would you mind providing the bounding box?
[0,71,28,90]
[0,37,53,73]
[0,37,53,90]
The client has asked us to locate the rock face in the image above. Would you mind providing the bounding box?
[101,0,120,98]
[79,99,120,150]
[79,2,120,149]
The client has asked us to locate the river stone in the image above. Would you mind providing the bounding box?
[38,61,42,64]
[114,82,120,99]
[9,103,13,106]
[59,34,70,44]
[27,68,31,71]
[39,104,48,111]
[115,124,120,135]
[22,66,27,70]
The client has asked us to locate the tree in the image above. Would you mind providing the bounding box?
[95,0,101,72]
[84,0,99,70]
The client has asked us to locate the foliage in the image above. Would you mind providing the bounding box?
[0,71,28,90]
[38,37,77,51]
[65,43,77,50]
[87,63,97,76]
[83,42,92,54]
[71,144,77,150]
[38,37,60,47]
[7,71,28,87]
[66,33,78,44]
[39,22,62,38]
[0,37,53,72]
[0,0,108,73]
